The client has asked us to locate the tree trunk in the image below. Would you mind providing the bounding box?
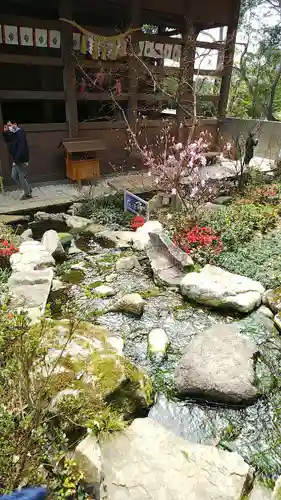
[267,61,281,121]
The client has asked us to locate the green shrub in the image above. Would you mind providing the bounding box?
[198,204,278,251]
[216,229,281,289]
[76,192,132,229]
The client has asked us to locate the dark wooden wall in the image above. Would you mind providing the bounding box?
[1,120,218,185]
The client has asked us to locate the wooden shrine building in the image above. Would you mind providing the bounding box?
[0,0,241,185]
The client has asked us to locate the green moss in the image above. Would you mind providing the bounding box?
[140,288,163,299]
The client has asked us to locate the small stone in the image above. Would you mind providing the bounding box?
[115,255,140,272]
[51,278,66,292]
[106,273,117,283]
[257,305,274,319]
[263,287,281,314]
[274,312,281,331]
[20,228,33,242]
[42,230,65,259]
[148,328,169,360]
[94,285,115,298]
[71,262,86,271]
[113,293,145,316]
[74,434,101,485]
[68,240,82,255]
[133,220,163,251]
[213,196,232,205]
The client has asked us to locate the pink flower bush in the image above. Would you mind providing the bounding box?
[140,131,217,215]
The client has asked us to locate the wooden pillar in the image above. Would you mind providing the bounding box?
[59,0,78,137]
[0,102,11,184]
[176,19,197,142]
[217,0,241,119]
[127,0,140,134]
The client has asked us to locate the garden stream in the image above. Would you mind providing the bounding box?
[52,234,281,486]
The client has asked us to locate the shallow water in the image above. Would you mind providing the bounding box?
[54,237,281,484]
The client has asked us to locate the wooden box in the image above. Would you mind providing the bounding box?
[62,138,106,183]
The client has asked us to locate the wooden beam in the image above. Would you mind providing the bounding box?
[0,90,65,100]
[137,93,219,102]
[139,32,225,50]
[0,15,61,30]
[217,0,240,118]
[0,53,63,67]
[59,0,79,138]
[0,101,11,184]
[78,93,128,101]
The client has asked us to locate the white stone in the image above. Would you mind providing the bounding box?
[74,434,101,485]
[181,265,264,313]
[257,306,274,319]
[20,228,33,242]
[133,220,163,251]
[94,285,115,298]
[174,323,258,404]
[8,268,54,311]
[107,336,124,355]
[272,476,281,499]
[42,229,65,258]
[148,328,169,359]
[64,214,93,231]
[113,293,145,316]
[10,240,55,272]
[101,418,251,500]
[249,482,271,499]
[115,255,140,272]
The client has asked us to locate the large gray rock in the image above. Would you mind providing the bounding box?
[10,240,55,272]
[146,231,194,287]
[181,265,264,313]
[272,476,281,499]
[42,230,65,258]
[174,323,258,404]
[101,418,251,500]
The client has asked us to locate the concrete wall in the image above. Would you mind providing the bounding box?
[220,118,281,160]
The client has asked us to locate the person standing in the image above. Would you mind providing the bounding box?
[3,120,32,200]
[244,132,258,167]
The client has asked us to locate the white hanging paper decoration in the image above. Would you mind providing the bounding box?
[164,44,173,59]
[172,44,181,62]
[144,41,157,58]
[73,33,81,51]
[4,25,18,45]
[138,41,145,56]
[19,27,33,46]
[88,35,93,55]
[35,28,48,47]
[49,30,60,48]
[154,43,164,59]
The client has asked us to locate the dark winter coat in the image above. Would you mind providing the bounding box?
[3,128,29,164]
